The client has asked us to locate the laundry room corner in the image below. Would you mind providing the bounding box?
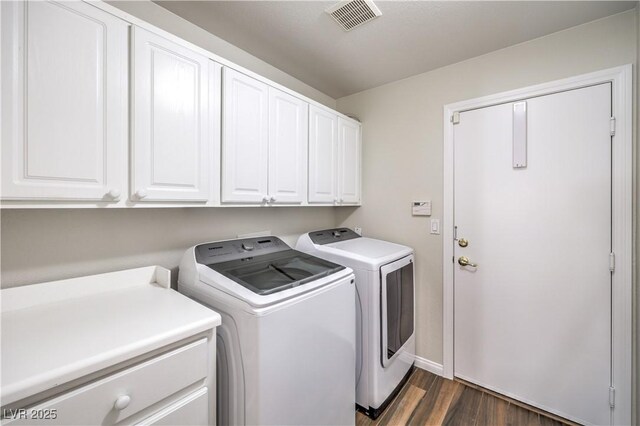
[335,8,638,381]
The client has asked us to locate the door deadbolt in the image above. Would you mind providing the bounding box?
[458,238,468,248]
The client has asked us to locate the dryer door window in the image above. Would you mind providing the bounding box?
[380,255,415,367]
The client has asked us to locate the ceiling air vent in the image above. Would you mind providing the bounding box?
[326,0,382,32]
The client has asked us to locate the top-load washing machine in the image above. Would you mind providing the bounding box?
[297,228,415,419]
[178,236,356,426]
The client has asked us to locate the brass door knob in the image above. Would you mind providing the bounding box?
[458,256,478,267]
[458,238,468,248]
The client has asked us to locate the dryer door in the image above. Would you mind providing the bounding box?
[380,255,415,367]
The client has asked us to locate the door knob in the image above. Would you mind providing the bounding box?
[458,238,469,248]
[458,256,478,267]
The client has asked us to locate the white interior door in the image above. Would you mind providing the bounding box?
[1,1,127,201]
[132,26,210,202]
[221,68,269,203]
[308,106,338,204]
[268,88,308,204]
[453,83,612,425]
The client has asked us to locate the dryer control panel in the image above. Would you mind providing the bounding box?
[308,228,361,245]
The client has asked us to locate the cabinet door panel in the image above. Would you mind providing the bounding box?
[1,1,127,201]
[308,106,338,204]
[268,89,308,204]
[132,27,210,202]
[338,118,361,204]
[222,68,269,203]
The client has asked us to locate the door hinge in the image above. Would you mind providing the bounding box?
[609,386,615,408]
[451,112,460,125]
[610,117,616,136]
[609,252,615,272]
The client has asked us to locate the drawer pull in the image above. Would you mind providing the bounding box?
[114,395,131,411]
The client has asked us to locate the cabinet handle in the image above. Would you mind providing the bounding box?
[135,189,148,200]
[340,198,344,203]
[262,195,269,203]
[113,395,131,411]
[269,196,276,203]
[333,198,338,204]
[106,189,121,200]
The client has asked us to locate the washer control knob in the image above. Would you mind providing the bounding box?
[242,243,254,251]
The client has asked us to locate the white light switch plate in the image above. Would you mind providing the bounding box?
[430,219,440,235]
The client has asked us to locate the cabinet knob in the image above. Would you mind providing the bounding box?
[106,189,121,200]
[340,198,344,203]
[262,196,269,203]
[135,189,148,200]
[333,198,338,204]
[269,196,276,203]
[113,395,131,411]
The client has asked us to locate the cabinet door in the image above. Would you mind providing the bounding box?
[338,118,361,205]
[268,88,308,204]
[222,68,269,203]
[308,106,338,204]
[132,27,210,202]
[1,1,127,201]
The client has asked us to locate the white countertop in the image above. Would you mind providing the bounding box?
[1,266,221,406]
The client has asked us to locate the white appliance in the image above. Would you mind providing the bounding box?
[178,236,356,426]
[296,228,415,419]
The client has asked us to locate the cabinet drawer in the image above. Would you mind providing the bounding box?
[9,339,208,425]
[138,387,208,426]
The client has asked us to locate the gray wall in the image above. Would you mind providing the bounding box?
[1,208,336,287]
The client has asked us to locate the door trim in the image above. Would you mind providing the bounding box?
[442,65,633,426]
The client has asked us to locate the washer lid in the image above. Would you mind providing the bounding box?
[206,250,345,296]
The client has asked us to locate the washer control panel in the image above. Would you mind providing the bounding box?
[308,228,361,245]
[195,237,288,265]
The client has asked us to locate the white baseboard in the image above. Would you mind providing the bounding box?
[414,355,444,376]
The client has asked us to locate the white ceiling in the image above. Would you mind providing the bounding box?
[154,1,637,99]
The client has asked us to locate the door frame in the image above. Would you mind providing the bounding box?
[442,65,633,425]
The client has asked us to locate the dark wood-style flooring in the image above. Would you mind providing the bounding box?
[356,368,575,426]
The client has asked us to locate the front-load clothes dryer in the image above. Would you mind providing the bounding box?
[178,236,356,426]
[296,228,415,419]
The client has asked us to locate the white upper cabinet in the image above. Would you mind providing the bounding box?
[308,106,339,204]
[338,118,361,205]
[222,68,269,203]
[1,1,128,201]
[268,88,308,204]
[131,27,211,202]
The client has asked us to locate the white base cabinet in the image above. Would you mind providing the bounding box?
[1,0,128,201]
[1,267,221,426]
